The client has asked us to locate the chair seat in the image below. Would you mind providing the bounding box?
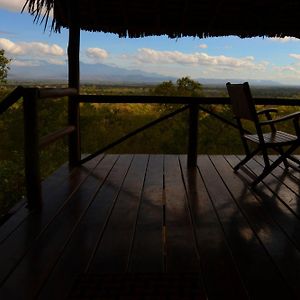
[244,131,299,145]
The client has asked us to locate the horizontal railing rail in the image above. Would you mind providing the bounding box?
[0,86,78,113]
[78,94,229,104]
[39,126,76,149]
[78,94,300,106]
[38,88,78,99]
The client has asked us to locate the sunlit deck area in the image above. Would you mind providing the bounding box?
[0,154,300,299]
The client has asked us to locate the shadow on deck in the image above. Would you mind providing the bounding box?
[0,154,300,299]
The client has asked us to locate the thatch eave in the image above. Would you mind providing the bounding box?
[25,0,300,39]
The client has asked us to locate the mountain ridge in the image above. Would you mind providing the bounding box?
[8,61,282,86]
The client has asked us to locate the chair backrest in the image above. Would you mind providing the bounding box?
[226,82,257,122]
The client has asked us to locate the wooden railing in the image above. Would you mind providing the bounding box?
[77,94,300,167]
[0,86,24,114]
[1,88,300,209]
[0,87,78,209]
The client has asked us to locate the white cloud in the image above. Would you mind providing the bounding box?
[0,38,23,55]
[11,58,65,67]
[31,42,64,56]
[269,36,299,43]
[0,38,65,66]
[0,0,26,12]
[86,48,108,62]
[199,44,208,49]
[11,60,41,67]
[289,53,300,60]
[272,65,300,82]
[47,58,66,65]
[0,38,65,57]
[132,48,267,71]
[273,65,296,72]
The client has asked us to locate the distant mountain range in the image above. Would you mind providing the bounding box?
[8,60,282,86]
[8,61,176,84]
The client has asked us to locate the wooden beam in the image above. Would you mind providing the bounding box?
[78,95,232,105]
[78,94,300,106]
[68,0,81,168]
[0,86,24,115]
[38,88,78,99]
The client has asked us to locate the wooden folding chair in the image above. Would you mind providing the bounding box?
[226,82,300,186]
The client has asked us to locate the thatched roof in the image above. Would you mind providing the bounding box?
[25,0,300,38]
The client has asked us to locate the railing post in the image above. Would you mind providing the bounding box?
[187,103,199,168]
[68,0,81,168]
[23,89,42,209]
[68,95,80,168]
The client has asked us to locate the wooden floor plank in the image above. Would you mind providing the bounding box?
[0,154,299,299]
[198,155,295,299]
[164,155,200,273]
[0,162,72,245]
[87,154,149,274]
[0,155,115,300]
[128,155,164,273]
[211,155,296,299]
[232,156,300,248]
[0,201,29,244]
[255,155,300,198]
[241,156,300,217]
[0,155,105,287]
[227,155,300,296]
[0,155,103,248]
[179,155,249,300]
[37,155,133,300]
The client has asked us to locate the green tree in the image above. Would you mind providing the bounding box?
[151,80,177,96]
[0,49,11,83]
[152,77,203,97]
[176,76,203,96]
[151,77,203,111]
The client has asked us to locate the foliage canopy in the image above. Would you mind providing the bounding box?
[151,77,203,97]
[0,49,11,84]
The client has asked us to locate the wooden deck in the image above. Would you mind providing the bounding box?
[0,154,300,299]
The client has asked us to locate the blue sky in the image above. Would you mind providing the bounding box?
[1,1,300,84]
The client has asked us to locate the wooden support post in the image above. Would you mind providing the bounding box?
[68,94,80,168]
[187,103,199,168]
[68,2,81,168]
[23,89,42,209]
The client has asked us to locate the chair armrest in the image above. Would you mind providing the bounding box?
[256,108,278,116]
[257,108,278,132]
[260,111,300,125]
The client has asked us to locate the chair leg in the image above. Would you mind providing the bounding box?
[272,145,300,168]
[261,147,270,168]
[251,158,285,187]
[275,146,289,169]
[233,148,261,172]
[251,143,299,187]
